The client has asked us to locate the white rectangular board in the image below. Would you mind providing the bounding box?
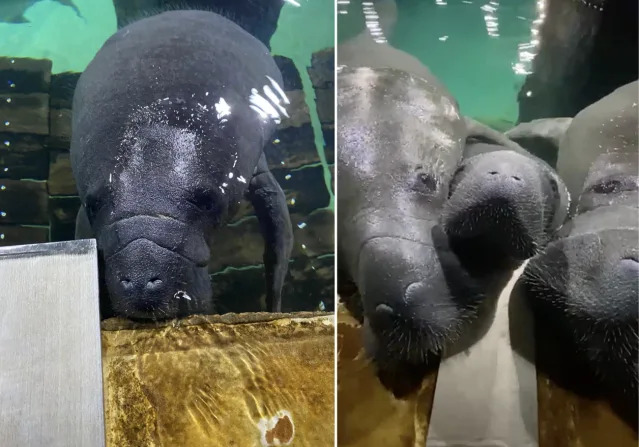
[426,263,538,447]
[0,240,105,447]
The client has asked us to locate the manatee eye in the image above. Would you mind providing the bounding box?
[418,172,437,190]
[188,189,218,213]
[592,179,622,194]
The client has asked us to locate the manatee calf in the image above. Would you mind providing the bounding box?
[441,119,570,276]
[337,66,483,387]
[71,11,293,319]
[521,150,638,415]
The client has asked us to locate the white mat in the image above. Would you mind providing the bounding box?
[426,263,538,447]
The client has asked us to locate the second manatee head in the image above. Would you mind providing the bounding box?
[442,149,569,274]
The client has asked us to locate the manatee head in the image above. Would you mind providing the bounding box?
[442,150,568,274]
[76,122,255,320]
[521,224,639,398]
[358,227,483,370]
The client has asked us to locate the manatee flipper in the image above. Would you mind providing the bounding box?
[74,204,95,239]
[464,117,526,153]
[505,118,572,166]
[247,153,293,312]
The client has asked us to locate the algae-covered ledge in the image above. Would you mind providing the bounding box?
[101,312,335,447]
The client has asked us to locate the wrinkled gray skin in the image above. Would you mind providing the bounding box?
[71,11,293,320]
[558,81,638,215]
[337,67,484,371]
[505,81,638,215]
[441,119,570,275]
[521,139,638,404]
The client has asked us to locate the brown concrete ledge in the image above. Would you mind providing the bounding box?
[101,312,334,447]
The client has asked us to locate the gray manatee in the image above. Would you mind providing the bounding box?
[520,142,638,414]
[71,11,293,320]
[557,81,637,215]
[337,1,486,395]
[505,117,573,166]
[505,80,637,213]
[337,66,484,382]
[441,118,570,276]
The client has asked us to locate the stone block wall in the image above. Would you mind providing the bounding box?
[0,49,335,313]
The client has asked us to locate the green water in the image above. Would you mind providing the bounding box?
[272,0,336,209]
[338,0,540,127]
[0,0,335,208]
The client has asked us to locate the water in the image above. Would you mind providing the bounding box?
[338,0,540,127]
[0,0,335,315]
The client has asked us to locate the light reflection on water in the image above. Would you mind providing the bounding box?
[338,0,545,123]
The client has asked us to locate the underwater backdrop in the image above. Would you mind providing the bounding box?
[0,0,335,313]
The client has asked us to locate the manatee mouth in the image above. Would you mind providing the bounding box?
[445,198,538,263]
[104,238,213,321]
[358,235,483,367]
[98,215,213,320]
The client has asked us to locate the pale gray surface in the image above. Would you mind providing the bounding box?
[426,264,538,447]
[0,239,105,447]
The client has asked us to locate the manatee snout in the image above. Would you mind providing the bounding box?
[358,236,482,366]
[522,229,639,393]
[99,215,213,320]
[443,151,558,270]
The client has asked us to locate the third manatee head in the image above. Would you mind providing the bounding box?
[442,149,569,274]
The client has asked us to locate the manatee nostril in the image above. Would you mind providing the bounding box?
[511,176,521,181]
[120,278,132,289]
[489,171,498,175]
[375,303,394,315]
[146,278,163,290]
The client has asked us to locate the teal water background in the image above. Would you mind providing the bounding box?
[339,0,540,127]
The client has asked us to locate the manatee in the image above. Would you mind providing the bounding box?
[441,118,570,276]
[71,11,293,320]
[505,117,573,166]
[547,80,638,215]
[337,66,483,387]
[0,0,81,23]
[520,149,638,417]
